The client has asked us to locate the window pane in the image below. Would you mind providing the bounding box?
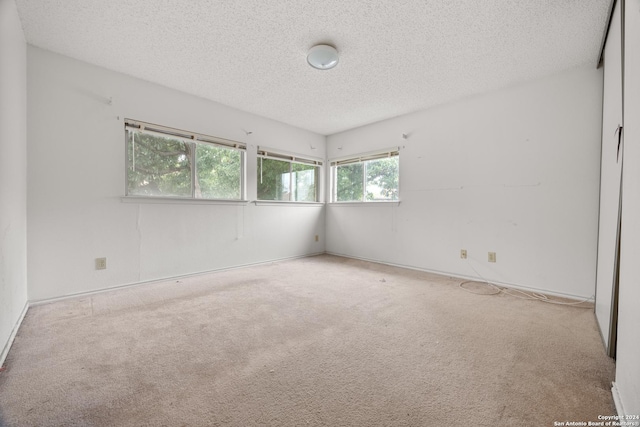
[335,163,364,202]
[127,130,192,197]
[196,144,242,199]
[257,158,291,201]
[365,157,399,201]
[291,163,317,202]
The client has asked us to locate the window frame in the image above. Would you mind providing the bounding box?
[256,147,323,203]
[124,119,247,202]
[330,147,400,203]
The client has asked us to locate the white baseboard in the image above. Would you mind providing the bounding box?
[612,382,626,417]
[30,251,591,306]
[0,301,29,367]
[30,252,326,306]
[324,251,592,301]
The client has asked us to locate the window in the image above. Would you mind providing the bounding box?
[331,149,399,202]
[125,120,245,200]
[257,148,322,202]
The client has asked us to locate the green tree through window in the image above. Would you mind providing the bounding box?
[257,158,290,200]
[333,154,399,202]
[257,152,320,202]
[196,144,241,199]
[126,123,244,200]
[127,131,192,197]
[365,157,399,201]
[336,163,364,201]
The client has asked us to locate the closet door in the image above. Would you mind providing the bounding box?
[614,0,640,414]
[595,0,623,357]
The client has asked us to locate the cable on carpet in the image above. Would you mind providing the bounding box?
[458,259,594,308]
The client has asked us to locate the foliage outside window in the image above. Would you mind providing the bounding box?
[257,149,321,202]
[332,150,399,202]
[126,120,245,200]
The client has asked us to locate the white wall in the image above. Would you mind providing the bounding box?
[0,0,28,361]
[326,66,603,298]
[27,47,325,301]
[614,0,640,415]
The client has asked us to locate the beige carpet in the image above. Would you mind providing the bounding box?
[0,255,615,426]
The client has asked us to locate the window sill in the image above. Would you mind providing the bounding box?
[121,196,249,206]
[253,200,324,207]
[328,201,400,207]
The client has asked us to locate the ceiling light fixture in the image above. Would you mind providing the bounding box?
[307,44,339,70]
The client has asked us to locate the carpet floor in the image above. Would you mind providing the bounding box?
[0,255,615,426]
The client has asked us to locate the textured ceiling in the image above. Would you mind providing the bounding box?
[15,1,610,135]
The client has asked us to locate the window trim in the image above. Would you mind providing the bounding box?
[327,201,400,207]
[253,200,324,207]
[257,147,323,166]
[256,146,323,203]
[125,119,246,150]
[329,147,399,166]
[121,196,249,206]
[124,119,247,201]
[329,147,400,203]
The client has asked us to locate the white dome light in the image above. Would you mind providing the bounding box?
[307,44,339,70]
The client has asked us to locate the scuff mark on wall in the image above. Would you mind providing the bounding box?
[237,204,244,240]
[0,225,9,289]
[413,186,464,192]
[503,182,541,188]
[136,204,142,283]
[391,203,398,233]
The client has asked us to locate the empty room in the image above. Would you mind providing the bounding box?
[1,0,640,425]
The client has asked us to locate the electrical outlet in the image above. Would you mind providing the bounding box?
[460,249,467,259]
[488,252,496,263]
[95,257,107,270]
[315,235,319,242]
